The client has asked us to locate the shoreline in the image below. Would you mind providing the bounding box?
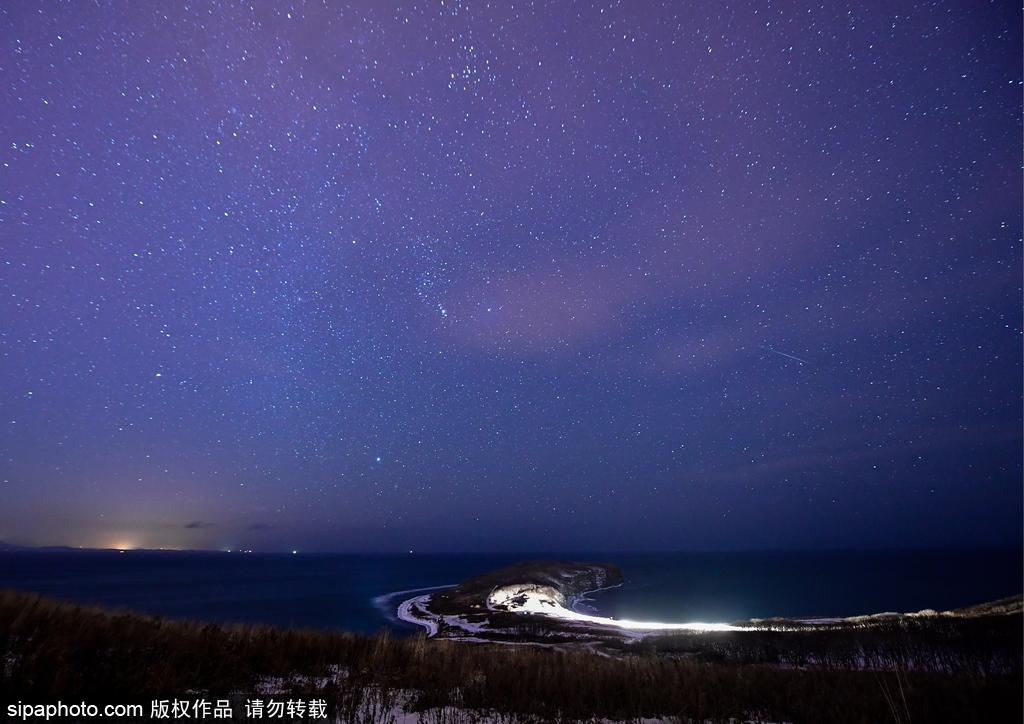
[393,578,1024,641]
[372,583,454,627]
[396,593,439,636]
[567,580,623,615]
[393,576,751,639]
[391,585,457,635]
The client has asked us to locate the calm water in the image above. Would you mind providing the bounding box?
[0,549,1019,634]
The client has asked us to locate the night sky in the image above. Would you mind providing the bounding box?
[1,1,1020,553]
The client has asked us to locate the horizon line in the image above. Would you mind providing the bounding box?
[2,542,1021,556]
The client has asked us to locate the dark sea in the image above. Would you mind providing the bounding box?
[1,549,1019,634]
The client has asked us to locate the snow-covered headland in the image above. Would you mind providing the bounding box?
[486,582,745,632]
[393,560,757,644]
[393,559,1023,656]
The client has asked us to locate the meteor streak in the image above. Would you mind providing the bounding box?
[768,348,809,365]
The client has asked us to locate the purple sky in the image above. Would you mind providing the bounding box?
[0,0,1020,552]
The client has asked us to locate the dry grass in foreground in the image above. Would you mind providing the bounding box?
[0,589,1020,723]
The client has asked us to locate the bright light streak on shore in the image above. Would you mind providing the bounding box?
[488,585,750,632]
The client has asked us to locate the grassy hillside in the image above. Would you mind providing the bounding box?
[0,589,1019,723]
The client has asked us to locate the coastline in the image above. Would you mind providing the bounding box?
[567,580,623,615]
[395,592,441,636]
[392,568,752,639]
[378,584,454,634]
[390,560,1024,644]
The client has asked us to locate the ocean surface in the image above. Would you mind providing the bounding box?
[0,549,1019,634]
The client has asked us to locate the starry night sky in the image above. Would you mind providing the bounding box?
[1,1,1020,553]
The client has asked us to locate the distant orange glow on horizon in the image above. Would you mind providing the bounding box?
[106,538,138,551]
